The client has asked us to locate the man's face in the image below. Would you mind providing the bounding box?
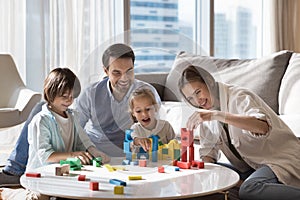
[104,57,134,95]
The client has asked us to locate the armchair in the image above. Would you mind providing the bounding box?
[0,54,42,128]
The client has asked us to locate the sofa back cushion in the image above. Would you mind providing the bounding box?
[279,52,300,114]
[164,50,293,114]
[135,72,168,100]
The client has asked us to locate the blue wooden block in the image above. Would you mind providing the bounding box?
[109,179,127,186]
[122,159,130,165]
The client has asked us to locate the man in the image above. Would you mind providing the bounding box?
[75,43,160,156]
[0,43,161,186]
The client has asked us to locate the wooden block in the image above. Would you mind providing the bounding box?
[109,179,126,186]
[78,174,86,181]
[128,175,142,180]
[158,166,165,173]
[164,166,180,172]
[191,160,205,169]
[55,164,70,176]
[139,159,147,167]
[114,185,124,194]
[104,164,115,172]
[172,160,178,166]
[177,161,191,169]
[89,182,99,191]
[25,172,41,178]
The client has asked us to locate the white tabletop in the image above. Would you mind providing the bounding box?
[21,159,239,199]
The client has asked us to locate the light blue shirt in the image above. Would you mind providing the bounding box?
[75,78,161,156]
[27,104,95,171]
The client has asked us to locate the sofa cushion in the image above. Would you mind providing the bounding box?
[279,53,300,115]
[135,72,168,101]
[165,50,293,114]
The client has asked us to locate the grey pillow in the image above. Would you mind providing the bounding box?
[164,50,293,114]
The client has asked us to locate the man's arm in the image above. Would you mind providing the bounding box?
[74,88,92,128]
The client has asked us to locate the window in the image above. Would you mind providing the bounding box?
[128,0,265,73]
[214,0,263,59]
[129,0,200,73]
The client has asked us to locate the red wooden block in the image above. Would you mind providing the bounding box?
[189,146,194,162]
[158,166,165,173]
[181,146,187,162]
[139,159,147,167]
[89,182,99,191]
[172,160,178,166]
[191,161,205,169]
[25,172,41,178]
[181,128,193,147]
[78,174,86,181]
[177,161,191,169]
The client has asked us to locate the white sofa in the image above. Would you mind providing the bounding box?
[136,50,300,139]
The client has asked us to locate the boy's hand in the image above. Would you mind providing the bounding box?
[71,151,93,165]
[87,146,111,163]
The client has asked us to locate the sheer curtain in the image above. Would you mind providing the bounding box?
[26,0,121,91]
[0,0,26,164]
[0,0,26,81]
[48,1,119,90]
[271,0,300,52]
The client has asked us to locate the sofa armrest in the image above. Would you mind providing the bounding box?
[135,72,168,100]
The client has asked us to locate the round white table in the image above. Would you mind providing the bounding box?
[21,159,239,199]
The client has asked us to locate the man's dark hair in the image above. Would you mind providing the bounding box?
[102,43,135,69]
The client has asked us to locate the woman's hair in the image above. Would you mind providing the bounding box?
[43,68,81,103]
[128,88,158,121]
[178,65,217,108]
[178,65,206,90]
[102,43,135,69]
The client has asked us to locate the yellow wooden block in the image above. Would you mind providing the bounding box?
[158,149,162,160]
[104,164,114,172]
[112,166,126,171]
[114,185,124,194]
[149,138,153,152]
[128,175,142,180]
[132,153,137,160]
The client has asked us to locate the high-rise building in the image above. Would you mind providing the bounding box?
[130,0,179,72]
[214,6,257,59]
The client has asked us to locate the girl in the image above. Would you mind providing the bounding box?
[178,65,300,200]
[27,68,110,171]
[129,88,175,151]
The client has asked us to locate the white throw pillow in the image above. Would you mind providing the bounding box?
[279,53,300,115]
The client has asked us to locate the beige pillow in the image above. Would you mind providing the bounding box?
[165,50,293,114]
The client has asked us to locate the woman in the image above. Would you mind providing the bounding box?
[178,65,300,200]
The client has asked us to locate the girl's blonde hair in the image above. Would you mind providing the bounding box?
[129,88,158,122]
